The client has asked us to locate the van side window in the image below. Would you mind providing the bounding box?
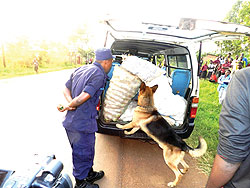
[168,55,188,69]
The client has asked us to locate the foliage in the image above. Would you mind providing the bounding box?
[78,48,95,64]
[0,24,95,77]
[186,80,221,174]
[215,0,250,58]
[68,25,95,63]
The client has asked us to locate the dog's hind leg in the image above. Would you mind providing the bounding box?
[116,122,136,129]
[179,152,189,174]
[124,127,140,135]
[163,148,183,187]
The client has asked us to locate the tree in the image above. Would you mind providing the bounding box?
[216,0,250,57]
[5,37,34,68]
[68,25,94,64]
[1,44,6,68]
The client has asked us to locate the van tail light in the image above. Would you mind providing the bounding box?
[96,100,100,111]
[190,97,199,118]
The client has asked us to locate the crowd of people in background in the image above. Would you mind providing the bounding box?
[199,52,248,104]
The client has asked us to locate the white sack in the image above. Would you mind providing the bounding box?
[102,66,142,122]
[148,75,187,124]
[118,100,138,122]
[121,56,165,83]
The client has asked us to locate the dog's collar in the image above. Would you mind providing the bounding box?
[136,105,156,112]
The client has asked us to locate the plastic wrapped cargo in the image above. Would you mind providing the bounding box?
[148,75,187,124]
[121,56,165,83]
[102,66,142,122]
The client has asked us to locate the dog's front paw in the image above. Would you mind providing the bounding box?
[167,182,176,187]
[180,168,188,174]
[116,124,123,129]
[124,130,135,135]
[124,130,130,135]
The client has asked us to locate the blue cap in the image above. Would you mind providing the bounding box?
[95,48,114,61]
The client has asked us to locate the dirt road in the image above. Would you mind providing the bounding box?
[0,70,208,188]
[94,134,208,188]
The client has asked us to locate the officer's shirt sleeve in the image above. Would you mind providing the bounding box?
[65,73,73,90]
[217,71,250,163]
[83,73,105,97]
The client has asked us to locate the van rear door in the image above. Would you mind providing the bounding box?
[103,18,250,45]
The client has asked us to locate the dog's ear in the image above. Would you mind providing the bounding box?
[151,85,158,93]
[140,82,146,91]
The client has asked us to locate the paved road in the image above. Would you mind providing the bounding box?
[0,70,208,188]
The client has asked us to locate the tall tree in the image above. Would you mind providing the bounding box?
[1,44,6,68]
[68,24,94,63]
[216,0,250,56]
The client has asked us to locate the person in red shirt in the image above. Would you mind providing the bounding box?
[209,71,218,83]
[213,57,221,66]
[221,58,232,75]
[201,62,208,79]
[215,64,222,78]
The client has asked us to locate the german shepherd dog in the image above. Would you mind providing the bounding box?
[116,82,207,187]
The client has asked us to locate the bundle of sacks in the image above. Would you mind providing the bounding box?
[102,56,188,125]
[102,66,141,122]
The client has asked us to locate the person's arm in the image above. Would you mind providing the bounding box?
[63,87,73,103]
[58,91,91,112]
[68,91,91,108]
[206,154,240,188]
[67,73,104,109]
[217,76,223,84]
[57,87,76,112]
[223,77,231,85]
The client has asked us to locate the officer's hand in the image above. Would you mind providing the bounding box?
[57,104,66,112]
[57,104,76,112]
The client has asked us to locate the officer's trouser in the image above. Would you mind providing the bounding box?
[65,129,95,180]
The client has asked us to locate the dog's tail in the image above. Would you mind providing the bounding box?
[186,136,207,158]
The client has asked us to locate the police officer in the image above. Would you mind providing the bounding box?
[58,48,113,188]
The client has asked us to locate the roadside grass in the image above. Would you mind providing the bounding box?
[186,79,221,175]
[0,63,82,80]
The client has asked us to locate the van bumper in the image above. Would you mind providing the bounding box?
[97,118,195,139]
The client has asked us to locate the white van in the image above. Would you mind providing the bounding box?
[97,18,250,139]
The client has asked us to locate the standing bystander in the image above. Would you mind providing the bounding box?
[201,62,208,79]
[217,69,231,104]
[240,53,248,67]
[33,57,39,74]
[206,67,250,188]
[221,58,232,75]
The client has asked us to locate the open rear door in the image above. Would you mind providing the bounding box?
[103,17,250,45]
[178,18,250,42]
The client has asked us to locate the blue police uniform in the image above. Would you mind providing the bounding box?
[63,62,107,180]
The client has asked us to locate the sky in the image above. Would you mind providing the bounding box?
[0,0,242,47]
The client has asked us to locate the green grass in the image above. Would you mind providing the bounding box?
[0,63,82,80]
[186,79,221,175]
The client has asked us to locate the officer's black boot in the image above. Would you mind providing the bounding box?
[75,178,99,188]
[85,168,105,184]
